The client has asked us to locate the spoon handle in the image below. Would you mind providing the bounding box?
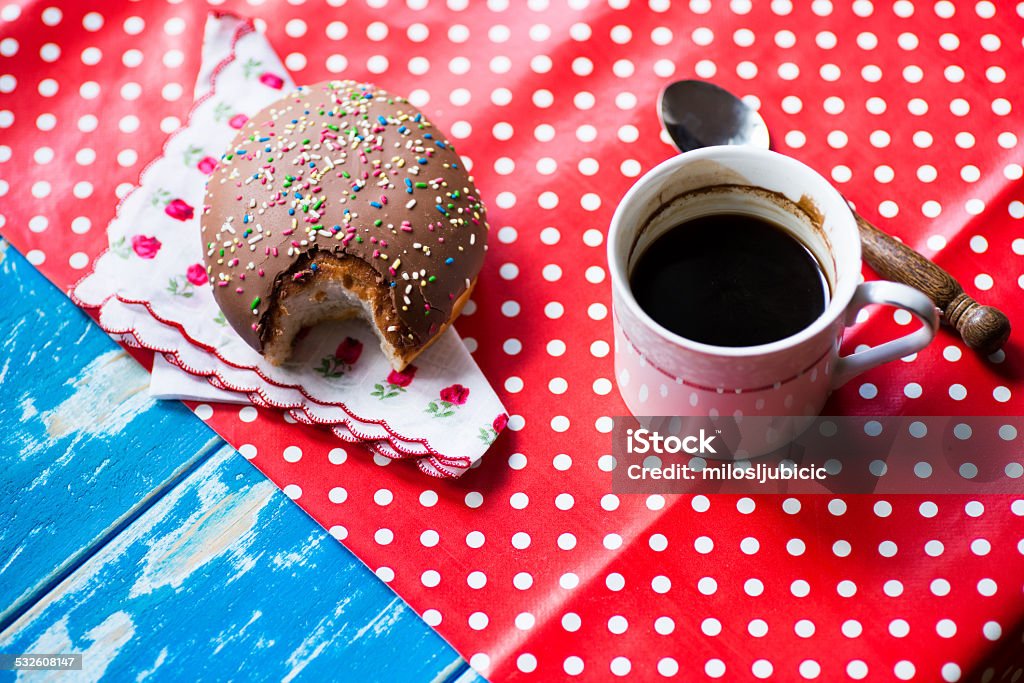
[855,212,1010,354]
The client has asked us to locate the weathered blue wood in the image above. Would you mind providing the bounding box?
[0,447,465,682]
[0,241,471,681]
[0,240,223,628]
[452,666,488,683]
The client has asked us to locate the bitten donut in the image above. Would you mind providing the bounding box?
[201,80,488,370]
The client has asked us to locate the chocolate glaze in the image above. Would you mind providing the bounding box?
[201,80,488,353]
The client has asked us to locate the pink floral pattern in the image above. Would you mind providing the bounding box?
[316,337,363,378]
[131,235,162,259]
[388,366,417,388]
[186,263,208,286]
[440,383,470,405]
[164,198,194,222]
[71,17,506,478]
[197,156,218,174]
[335,338,363,365]
[372,365,417,400]
[428,383,470,418]
[478,412,509,445]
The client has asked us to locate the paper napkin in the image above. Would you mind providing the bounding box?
[72,13,507,477]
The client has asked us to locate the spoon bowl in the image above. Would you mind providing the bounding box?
[656,78,1010,353]
[658,79,770,153]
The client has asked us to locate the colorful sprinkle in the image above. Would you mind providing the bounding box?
[203,80,488,346]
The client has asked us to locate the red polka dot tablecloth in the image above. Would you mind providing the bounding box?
[3,0,1024,680]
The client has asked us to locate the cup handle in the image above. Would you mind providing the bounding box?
[831,280,939,389]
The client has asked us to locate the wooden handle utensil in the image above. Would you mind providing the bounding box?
[855,213,1011,355]
[657,81,1011,354]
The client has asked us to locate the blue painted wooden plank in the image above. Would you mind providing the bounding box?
[0,240,222,627]
[451,666,489,683]
[0,240,468,680]
[0,447,465,682]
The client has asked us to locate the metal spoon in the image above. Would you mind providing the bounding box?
[658,79,1010,354]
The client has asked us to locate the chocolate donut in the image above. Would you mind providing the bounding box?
[201,80,488,369]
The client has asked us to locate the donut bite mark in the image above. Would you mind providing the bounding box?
[201,80,488,370]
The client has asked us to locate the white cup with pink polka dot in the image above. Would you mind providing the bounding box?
[608,146,938,455]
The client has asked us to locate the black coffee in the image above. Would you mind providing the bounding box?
[629,213,828,347]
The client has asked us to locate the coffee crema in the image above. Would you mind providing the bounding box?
[629,212,829,347]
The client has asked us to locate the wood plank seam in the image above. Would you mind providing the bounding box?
[440,661,477,683]
[0,439,229,634]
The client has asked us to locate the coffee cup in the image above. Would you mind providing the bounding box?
[607,146,938,455]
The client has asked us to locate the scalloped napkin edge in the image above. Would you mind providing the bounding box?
[70,11,507,477]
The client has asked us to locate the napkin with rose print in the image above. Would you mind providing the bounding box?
[72,12,507,477]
